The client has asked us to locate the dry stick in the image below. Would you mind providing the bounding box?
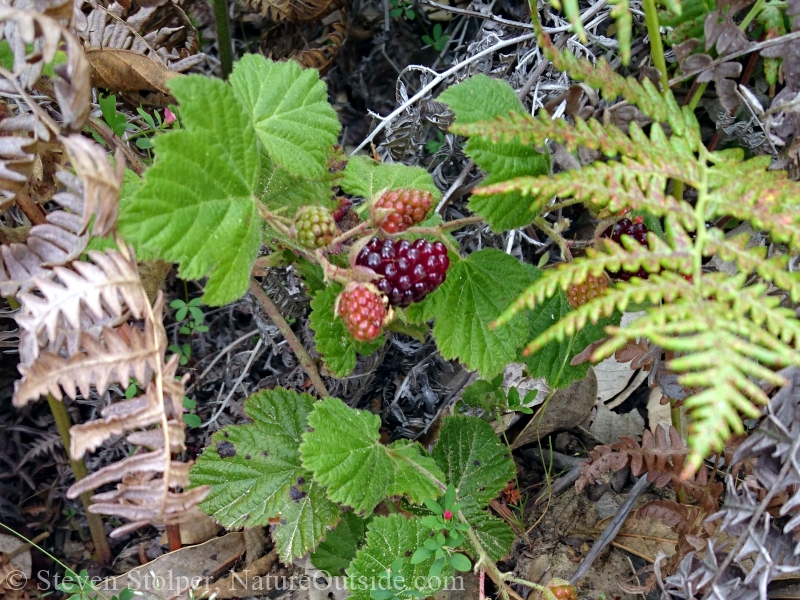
[668,29,800,86]
[46,395,112,564]
[249,277,330,398]
[88,116,147,176]
[569,475,650,585]
[186,328,260,395]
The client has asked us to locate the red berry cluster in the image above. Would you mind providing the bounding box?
[336,283,388,342]
[356,237,449,307]
[372,189,433,234]
[566,272,609,308]
[602,216,649,281]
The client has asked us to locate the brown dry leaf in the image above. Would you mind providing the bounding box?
[0,114,50,211]
[583,512,677,563]
[511,368,597,448]
[98,532,246,600]
[86,48,181,94]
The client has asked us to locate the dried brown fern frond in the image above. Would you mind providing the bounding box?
[2,127,208,534]
[261,17,346,75]
[242,0,341,22]
[0,114,51,213]
[0,136,122,297]
[79,0,205,73]
[577,426,724,508]
[0,3,91,131]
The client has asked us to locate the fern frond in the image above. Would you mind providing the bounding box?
[15,249,150,363]
[538,33,694,140]
[495,247,694,329]
[13,294,167,407]
[706,231,800,302]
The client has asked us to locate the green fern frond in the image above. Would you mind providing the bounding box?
[707,231,800,302]
[538,33,692,137]
[475,161,695,225]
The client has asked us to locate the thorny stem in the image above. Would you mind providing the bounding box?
[249,276,330,397]
[643,0,669,91]
[534,216,572,261]
[46,395,112,565]
[211,0,233,78]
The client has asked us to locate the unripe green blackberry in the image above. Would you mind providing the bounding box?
[294,206,338,248]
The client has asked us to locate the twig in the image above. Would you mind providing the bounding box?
[352,32,538,155]
[569,475,650,584]
[201,337,264,428]
[88,116,147,176]
[46,395,112,564]
[668,29,800,86]
[249,277,330,397]
[186,329,260,394]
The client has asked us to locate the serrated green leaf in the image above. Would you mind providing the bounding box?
[230,54,340,178]
[275,479,341,562]
[190,388,338,560]
[438,75,549,231]
[432,415,515,507]
[347,515,453,600]
[461,500,514,561]
[259,159,337,213]
[118,76,261,305]
[416,249,532,378]
[341,156,441,200]
[309,284,384,377]
[523,288,621,388]
[438,75,524,124]
[300,398,446,514]
[386,440,446,502]
[312,512,369,576]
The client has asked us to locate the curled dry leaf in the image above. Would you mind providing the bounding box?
[80,0,205,75]
[86,48,181,94]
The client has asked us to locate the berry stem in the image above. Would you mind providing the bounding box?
[258,206,295,236]
[325,219,375,248]
[534,216,572,261]
[406,215,484,235]
[249,276,330,398]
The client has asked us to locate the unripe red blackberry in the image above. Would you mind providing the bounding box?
[372,189,433,234]
[567,272,609,308]
[335,282,389,342]
[356,237,449,307]
[294,206,338,248]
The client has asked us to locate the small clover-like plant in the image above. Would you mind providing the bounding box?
[413,484,472,576]
[422,24,449,52]
[461,375,537,420]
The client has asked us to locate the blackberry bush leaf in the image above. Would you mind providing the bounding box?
[274,479,340,562]
[311,512,368,576]
[190,388,339,560]
[414,249,533,378]
[309,284,384,377]
[432,415,516,507]
[461,500,514,561]
[439,75,549,231]
[259,159,338,213]
[300,398,445,513]
[118,76,261,306]
[523,289,620,388]
[341,156,441,200]
[347,515,453,600]
[230,54,340,178]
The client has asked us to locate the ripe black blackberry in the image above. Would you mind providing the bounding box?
[356,237,449,307]
[602,216,649,281]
